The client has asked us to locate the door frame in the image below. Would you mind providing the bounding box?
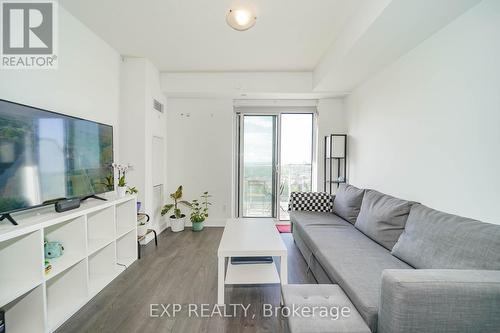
[235,110,316,220]
[237,113,278,218]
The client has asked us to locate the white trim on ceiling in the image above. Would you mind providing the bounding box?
[233,99,318,108]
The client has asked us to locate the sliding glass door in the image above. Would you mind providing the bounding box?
[237,112,314,220]
[240,115,277,217]
[278,114,314,220]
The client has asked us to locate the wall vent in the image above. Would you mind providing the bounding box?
[153,99,164,113]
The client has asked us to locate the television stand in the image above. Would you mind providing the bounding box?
[0,213,18,225]
[81,194,107,202]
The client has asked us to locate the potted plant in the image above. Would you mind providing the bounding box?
[190,192,211,232]
[112,163,132,197]
[126,186,140,211]
[137,213,149,237]
[161,186,191,232]
[100,174,114,192]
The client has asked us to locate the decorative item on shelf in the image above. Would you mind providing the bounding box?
[190,191,211,232]
[137,213,150,237]
[324,134,347,194]
[161,185,191,232]
[44,240,64,259]
[44,259,52,275]
[112,163,133,197]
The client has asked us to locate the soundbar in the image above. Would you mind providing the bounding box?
[55,198,81,213]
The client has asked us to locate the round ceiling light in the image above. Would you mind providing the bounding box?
[226,8,257,31]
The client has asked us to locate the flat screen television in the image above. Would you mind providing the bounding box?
[0,99,114,216]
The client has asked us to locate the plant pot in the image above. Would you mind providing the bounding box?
[117,186,127,198]
[170,215,186,232]
[192,221,204,232]
[137,224,148,237]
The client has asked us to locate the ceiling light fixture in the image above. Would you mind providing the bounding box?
[226,8,256,31]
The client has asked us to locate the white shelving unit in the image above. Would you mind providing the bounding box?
[116,200,136,238]
[89,242,119,296]
[0,195,137,333]
[2,285,45,333]
[0,230,44,307]
[46,259,88,331]
[44,216,86,280]
[87,207,115,255]
[117,229,137,268]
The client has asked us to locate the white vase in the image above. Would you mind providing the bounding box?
[170,216,186,232]
[117,186,126,197]
[137,224,148,237]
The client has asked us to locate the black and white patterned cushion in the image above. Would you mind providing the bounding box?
[288,192,334,212]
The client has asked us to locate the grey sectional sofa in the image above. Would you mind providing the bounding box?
[289,185,500,333]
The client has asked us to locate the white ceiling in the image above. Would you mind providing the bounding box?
[60,0,364,72]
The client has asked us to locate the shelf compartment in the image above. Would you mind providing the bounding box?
[46,259,88,331]
[87,207,115,255]
[2,285,45,333]
[88,242,119,296]
[116,199,136,237]
[0,230,43,307]
[116,229,137,268]
[44,216,86,281]
[225,262,280,285]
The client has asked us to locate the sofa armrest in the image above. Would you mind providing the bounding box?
[288,192,334,213]
[379,269,500,333]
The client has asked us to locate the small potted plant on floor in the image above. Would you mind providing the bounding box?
[161,186,191,232]
[190,192,211,232]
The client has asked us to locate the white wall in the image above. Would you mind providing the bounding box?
[166,97,346,225]
[0,7,120,142]
[120,58,167,234]
[346,0,500,224]
[316,99,346,192]
[166,98,234,226]
[162,72,313,96]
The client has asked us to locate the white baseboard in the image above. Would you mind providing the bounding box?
[140,219,226,244]
[185,218,226,227]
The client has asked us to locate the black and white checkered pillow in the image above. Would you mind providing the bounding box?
[288,192,333,212]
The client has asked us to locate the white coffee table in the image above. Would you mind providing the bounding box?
[217,219,288,305]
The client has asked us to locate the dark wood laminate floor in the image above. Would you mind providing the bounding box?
[56,227,316,333]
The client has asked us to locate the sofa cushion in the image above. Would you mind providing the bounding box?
[282,284,371,333]
[290,211,352,255]
[392,204,500,270]
[354,190,413,250]
[305,226,413,332]
[333,184,365,224]
[291,211,351,229]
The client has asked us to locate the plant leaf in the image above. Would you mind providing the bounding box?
[161,204,174,216]
[179,200,192,208]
